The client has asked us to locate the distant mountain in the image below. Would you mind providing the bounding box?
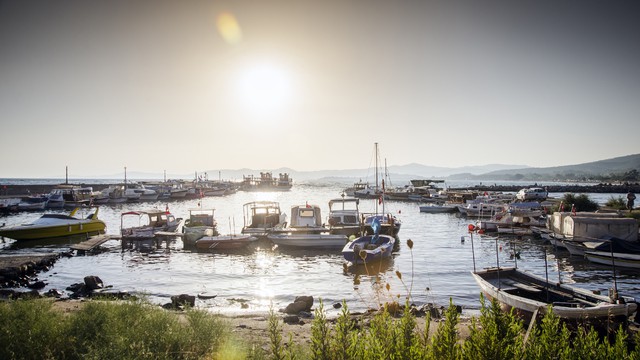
[453,153,640,180]
[78,154,639,183]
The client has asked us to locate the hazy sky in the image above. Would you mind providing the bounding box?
[1,0,639,178]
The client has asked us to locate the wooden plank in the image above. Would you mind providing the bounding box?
[155,231,183,237]
[70,234,113,251]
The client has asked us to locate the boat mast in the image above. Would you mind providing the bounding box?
[124,166,127,190]
[374,142,379,214]
[65,165,69,185]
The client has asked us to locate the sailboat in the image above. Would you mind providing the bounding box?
[362,143,402,236]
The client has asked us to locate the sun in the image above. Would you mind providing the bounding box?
[235,61,293,116]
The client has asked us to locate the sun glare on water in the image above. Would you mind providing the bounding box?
[235,61,294,117]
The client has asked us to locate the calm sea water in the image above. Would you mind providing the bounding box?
[0,181,637,316]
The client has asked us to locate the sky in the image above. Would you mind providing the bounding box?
[1,0,639,178]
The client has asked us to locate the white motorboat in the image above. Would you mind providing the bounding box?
[419,203,457,213]
[241,201,286,237]
[120,210,182,241]
[182,208,218,246]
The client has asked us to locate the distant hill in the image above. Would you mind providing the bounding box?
[451,153,640,181]
[85,154,639,183]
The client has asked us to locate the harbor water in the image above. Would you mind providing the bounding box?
[0,182,637,316]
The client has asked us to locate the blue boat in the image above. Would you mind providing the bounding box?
[342,217,395,263]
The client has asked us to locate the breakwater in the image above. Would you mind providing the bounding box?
[1,182,639,198]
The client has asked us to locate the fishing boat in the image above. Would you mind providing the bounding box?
[327,196,362,237]
[267,203,349,248]
[584,251,640,269]
[241,201,286,237]
[182,208,218,246]
[0,207,106,241]
[471,266,637,324]
[342,217,395,264]
[195,234,257,250]
[120,210,182,241]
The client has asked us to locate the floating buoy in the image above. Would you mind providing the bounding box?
[467,224,476,232]
[478,229,485,234]
[460,236,465,243]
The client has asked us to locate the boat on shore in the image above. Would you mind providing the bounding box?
[0,207,106,241]
[471,266,637,325]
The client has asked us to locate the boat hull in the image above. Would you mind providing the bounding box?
[0,221,106,241]
[195,235,256,250]
[268,233,349,248]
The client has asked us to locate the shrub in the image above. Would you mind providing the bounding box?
[558,193,599,212]
[605,196,627,210]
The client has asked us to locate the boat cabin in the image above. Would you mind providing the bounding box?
[289,204,322,228]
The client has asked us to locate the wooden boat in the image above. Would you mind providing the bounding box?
[17,196,48,211]
[195,234,257,250]
[0,207,106,241]
[471,267,637,323]
[584,251,640,269]
[342,233,395,264]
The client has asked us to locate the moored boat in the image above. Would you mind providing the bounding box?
[182,208,218,246]
[195,234,257,250]
[241,201,286,237]
[268,233,349,249]
[342,233,395,264]
[120,210,182,241]
[327,196,362,237]
[0,207,106,241]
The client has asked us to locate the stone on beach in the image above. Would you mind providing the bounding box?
[283,295,314,314]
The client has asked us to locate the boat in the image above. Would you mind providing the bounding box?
[195,234,257,250]
[327,196,362,237]
[241,172,293,191]
[342,233,395,264]
[419,203,458,213]
[45,189,66,208]
[241,201,286,237]
[182,208,218,246]
[120,210,182,241]
[17,196,48,211]
[0,207,106,241]
[471,266,637,324]
[268,233,349,249]
[271,204,329,234]
[360,143,402,236]
[342,217,395,264]
[584,251,640,269]
[581,236,640,268]
[0,198,21,214]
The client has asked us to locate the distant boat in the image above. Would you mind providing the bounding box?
[0,207,106,241]
[419,203,457,214]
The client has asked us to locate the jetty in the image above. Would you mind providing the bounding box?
[70,234,115,252]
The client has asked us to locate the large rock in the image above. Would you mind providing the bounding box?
[84,276,104,290]
[171,294,196,308]
[283,295,314,314]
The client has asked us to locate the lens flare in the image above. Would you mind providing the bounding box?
[216,12,242,44]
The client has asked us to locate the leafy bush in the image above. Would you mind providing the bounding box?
[606,196,627,210]
[557,193,600,212]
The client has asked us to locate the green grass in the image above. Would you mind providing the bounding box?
[2,292,639,359]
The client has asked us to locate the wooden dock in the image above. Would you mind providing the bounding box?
[70,234,114,252]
